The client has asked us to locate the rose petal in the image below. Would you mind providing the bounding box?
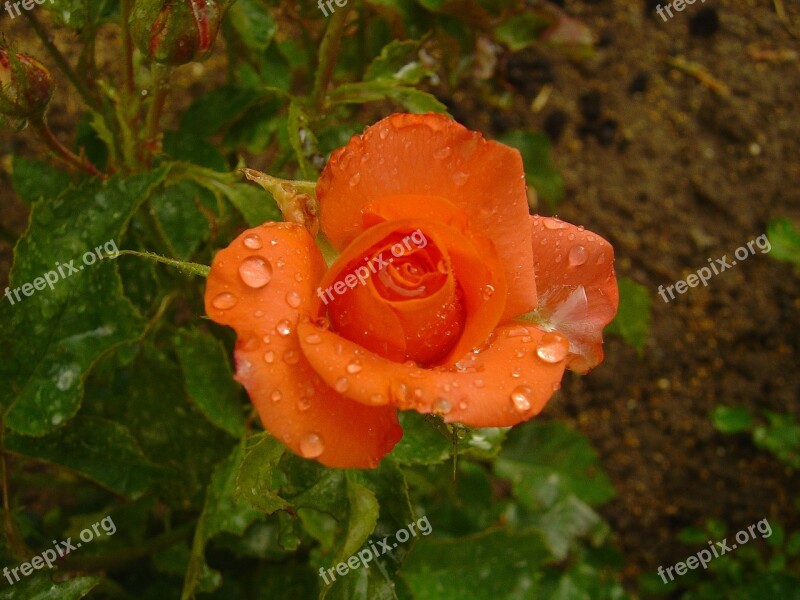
[317,113,538,320]
[314,218,506,366]
[205,222,402,468]
[528,215,619,373]
[298,321,568,428]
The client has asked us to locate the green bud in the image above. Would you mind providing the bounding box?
[0,49,54,121]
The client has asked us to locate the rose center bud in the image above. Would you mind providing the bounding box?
[326,230,466,366]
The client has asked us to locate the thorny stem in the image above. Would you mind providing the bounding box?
[120,0,136,97]
[311,4,354,111]
[31,119,106,178]
[22,11,99,110]
[1,418,26,559]
[142,63,172,163]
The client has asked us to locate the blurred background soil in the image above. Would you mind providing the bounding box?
[2,0,799,590]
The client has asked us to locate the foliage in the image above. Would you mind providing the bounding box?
[0,0,685,598]
[712,406,800,470]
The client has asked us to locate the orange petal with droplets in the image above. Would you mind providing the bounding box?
[527,215,619,373]
[313,218,506,367]
[204,222,402,468]
[297,321,568,428]
[317,113,537,320]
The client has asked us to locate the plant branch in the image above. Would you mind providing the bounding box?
[142,64,172,163]
[0,418,27,559]
[30,119,107,178]
[311,5,354,111]
[22,11,99,110]
[120,0,136,96]
[116,250,210,277]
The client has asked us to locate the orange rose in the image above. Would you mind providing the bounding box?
[204,113,618,468]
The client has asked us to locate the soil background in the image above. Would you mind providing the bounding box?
[1,0,799,594]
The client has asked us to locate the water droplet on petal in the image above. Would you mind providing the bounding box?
[392,382,409,402]
[346,360,362,374]
[379,127,389,140]
[239,256,273,288]
[553,381,562,391]
[458,400,468,410]
[212,292,237,310]
[263,335,271,344]
[507,326,530,338]
[453,171,469,186]
[511,385,533,412]
[543,218,567,230]
[300,432,324,458]
[434,146,452,159]
[271,389,281,402]
[568,245,587,266]
[243,233,262,249]
[349,172,361,187]
[481,284,495,300]
[334,377,349,393]
[305,333,322,345]
[286,291,302,308]
[473,378,485,388]
[511,367,522,378]
[369,393,385,404]
[254,309,264,318]
[283,350,299,365]
[433,398,451,414]
[536,332,569,363]
[296,397,312,411]
[276,319,293,336]
[596,253,607,265]
[263,350,275,364]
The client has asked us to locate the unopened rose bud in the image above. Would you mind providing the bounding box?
[0,49,54,120]
[130,0,221,66]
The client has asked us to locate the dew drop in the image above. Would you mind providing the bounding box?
[212,292,237,310]
[263,335,271,344]
[263,350,275,364]
[334,377,349,393]
[458,400,468,410]
[346,360,362,374]
[553,381,562,391]
[568,245,587,267]
[349,172,362,187]
[286,291,302,308]
[453,171,469,186]
[543,218,567,230]
[271,389,281,402]
[473,378,485,388]
[433,146,452,159]
[276,319,293,336]
[536,332,569,363]
[369,393,386,404]
[305,333,322,345]
[507,326,530,338]
[433,398,452,415]
[392,382,409,402]
[481,284,495,300]
[379,127,389,140]
[511,367,522,378]
[596,253,607,265]
[254,309,265,318]
[296,397,312,411]
[511,385,533,412]
[300,432,324,458]
[242,233,262,249]
[283,350,300,365]
[238,256,273,288]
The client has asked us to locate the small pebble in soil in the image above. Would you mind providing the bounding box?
[543,109,568,143]
[689,7,720,37]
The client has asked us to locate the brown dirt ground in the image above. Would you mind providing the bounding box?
[2,0,799,594]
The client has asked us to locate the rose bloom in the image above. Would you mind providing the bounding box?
[205,113,618,468]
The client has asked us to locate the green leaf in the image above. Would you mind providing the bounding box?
[766,218,800,269]
[0,573,101,599]
[4,416,164,498]
[150,181,212,260]
[163,131,227,172]
[605,277,651,353]
[227,0,277,51]
[531,495,607,560]
[180,87,263,138]
[753,411,800,469]
[235,433,290,514]
[43,0,112,28]
[494,13,552,51]
[400,528,552,599]
[365,39,429,84]
[1,169,168,434]
[220,182,282,226]
[711,406,755,434]
[287,102,322,180]
[498,130,564,211]
[338,477,380,561]
[182,443,263,599]
[495,420,615,510]
[389,412,452,465]
[11,157,71,206]
[328,81,448,114]
[173,328,246,438]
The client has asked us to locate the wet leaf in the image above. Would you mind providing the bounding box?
[606,277,651,353]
